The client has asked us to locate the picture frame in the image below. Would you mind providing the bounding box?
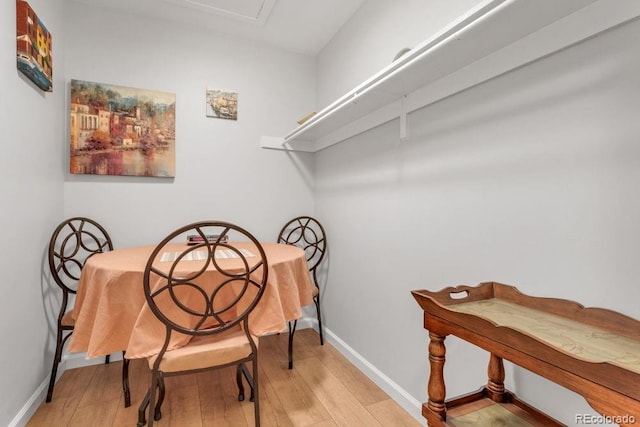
[16,0,53,92]
[206,88,238,120]
[69,79,176,177]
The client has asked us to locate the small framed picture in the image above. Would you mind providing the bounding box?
[16,0,53,92]
[206,88,238,120]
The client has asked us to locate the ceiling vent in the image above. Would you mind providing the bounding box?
[162,0,276,25]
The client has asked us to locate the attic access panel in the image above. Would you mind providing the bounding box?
[162,0,276,24]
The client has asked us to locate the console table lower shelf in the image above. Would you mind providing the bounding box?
[433,387,562,426]
[412,282,640,427]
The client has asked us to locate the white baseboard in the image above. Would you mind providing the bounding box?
[9,352,123,427]
[12,317,421,426]
[8,379,47,427]
[63,350,124,370]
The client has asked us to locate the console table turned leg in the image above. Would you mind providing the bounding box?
[427,332,447,423]
[486,353,506,402]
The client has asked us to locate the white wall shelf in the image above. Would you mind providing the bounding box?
[261,0,640,153]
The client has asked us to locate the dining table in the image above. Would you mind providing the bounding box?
[68,241,317,360]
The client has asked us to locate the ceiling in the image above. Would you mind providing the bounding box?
[69,0,366,55]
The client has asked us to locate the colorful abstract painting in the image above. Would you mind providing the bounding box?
[70,79,176,177]
[16,0,53,92]
[206,88,238,120]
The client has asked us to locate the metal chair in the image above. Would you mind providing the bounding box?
[137,221,267,427]
[46,217,114,403]
[277,216,327,369]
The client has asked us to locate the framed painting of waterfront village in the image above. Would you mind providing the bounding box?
[206,88,238,120]
[69,79,176,177]
[16,1,53,92]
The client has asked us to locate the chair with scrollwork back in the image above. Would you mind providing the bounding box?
[46,217,114,403]
[137,221,268,427]
[277,216,327,369]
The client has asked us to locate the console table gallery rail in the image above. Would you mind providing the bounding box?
[412,282,640,427]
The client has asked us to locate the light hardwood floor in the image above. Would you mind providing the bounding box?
[28,329,422,426]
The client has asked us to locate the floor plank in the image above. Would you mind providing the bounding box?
[297,331,390,407]
[294,355,382,427]
[260,334,331,426]
[27,329,420,427]
[367,399,422,427]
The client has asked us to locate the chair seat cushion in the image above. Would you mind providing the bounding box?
[148,328,257,372]
[61,310,76,327]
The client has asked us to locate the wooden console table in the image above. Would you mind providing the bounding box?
[412,282,640,426]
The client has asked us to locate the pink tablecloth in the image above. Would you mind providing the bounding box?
[69,242,316,359]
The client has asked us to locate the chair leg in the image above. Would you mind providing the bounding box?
[137,388,150,427]
[253,356,260,427]
[314,294,324,346]
[105,354,110,364]
[236,364,245,401]
[147,372,159,427]
[312,270,324,346]
[288,319,297,369]
[240,363,255,402]
[46,328,71,403]
[154,375,165,422]
[122,353,131,407]
[139,371,163,427]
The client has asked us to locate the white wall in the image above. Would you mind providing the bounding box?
[3,1,317,424]
[315,1,640,426]
[6,0,640,425]
[63,3,316,246]
[316,0,482,107]
[1,1,66,425]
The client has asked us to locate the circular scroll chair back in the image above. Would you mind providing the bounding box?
[278,216,327,280]
[46,217,113,402]
[277,216,327,368]
[138,221,267,427]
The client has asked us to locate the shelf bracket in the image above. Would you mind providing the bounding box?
[260,136,316,152]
